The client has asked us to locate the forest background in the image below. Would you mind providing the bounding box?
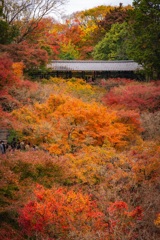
[0,0,160,239]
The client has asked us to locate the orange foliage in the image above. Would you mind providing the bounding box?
[18,185,107,239]
[0,150,67,215]
[154,213,160,227]
[12,62,25,78]
[12,94,142,154]
[61,145,118,185]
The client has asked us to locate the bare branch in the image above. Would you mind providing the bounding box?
[3,0,68,42]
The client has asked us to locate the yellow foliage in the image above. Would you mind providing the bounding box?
[66,79,94,100]
[48,77,98,102]
[62,146,131,186]
[49,77,65,85]
[67,146,117,184]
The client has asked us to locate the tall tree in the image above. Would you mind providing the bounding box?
[0,0,18,44]
[93,22,129,60]
[127,0,160,79]
[0,20,19,44]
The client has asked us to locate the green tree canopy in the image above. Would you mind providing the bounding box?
[127,0,160,79]
[92,22,129,60]
[0,20,19,44]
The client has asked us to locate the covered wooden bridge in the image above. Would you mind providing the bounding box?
[35,60,143,80]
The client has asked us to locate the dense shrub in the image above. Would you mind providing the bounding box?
[18,185,107,240]
[102,81,160,112]
[18,185,143,240]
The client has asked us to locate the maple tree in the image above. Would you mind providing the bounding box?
[61,145,118,185]
[128,140,160,184]
[12,92,142,155]
[0,106,12,128]
[18,184,107,239]
[12,62,25,78]
[18,184,144,239]
[0,53,21,111]
[23,18,62,61]
[126,140,160,238]
[98,77,132,90]
[64,78,97,101]
[0,53,18,88]
[59,6,115,59]
[0,74,159,240]
[0,150,69,239]
[0,53,38,113]
[0,223,25,240]
[0,42,49,70]
[102,81,160,112]
[50,18,84,60]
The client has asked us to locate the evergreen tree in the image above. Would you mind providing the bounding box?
[127,0,160,79]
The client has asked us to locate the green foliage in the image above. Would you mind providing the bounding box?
[11,158,64,187]
[35,162,64,187]
[127,0,160,79]
[0,20,19,44]
[7,129,22,144]
[0,150,68,214]
[12,161,37,181]
[0,184,19,200]
[41,45,53,56]
[58,41,80,60]
[93,22,129,60]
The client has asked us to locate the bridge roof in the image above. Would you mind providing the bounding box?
[48,60,142,72]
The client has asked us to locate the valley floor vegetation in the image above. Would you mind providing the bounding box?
[0,54,160,239]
